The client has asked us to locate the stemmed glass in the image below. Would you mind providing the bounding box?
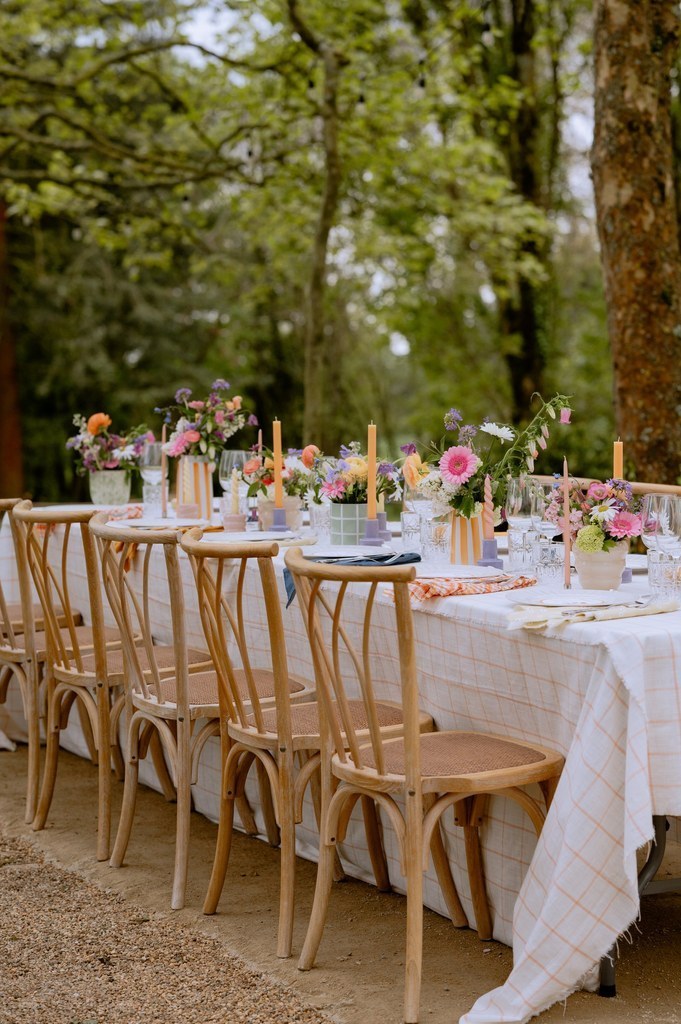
[641,493,681,595]
[506,476,534,569]
[218,450,249,492]
[140,442,165,514]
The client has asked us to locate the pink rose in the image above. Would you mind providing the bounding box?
[587,482,612,501]
[188,401,205,410]
[184,430,201,444]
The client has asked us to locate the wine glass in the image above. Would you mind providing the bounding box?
[219,450,249,492]
[530,480,559,540]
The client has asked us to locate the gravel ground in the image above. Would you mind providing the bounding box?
[0,832,330,1024]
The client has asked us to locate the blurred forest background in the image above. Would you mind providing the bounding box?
[0,0,668,500]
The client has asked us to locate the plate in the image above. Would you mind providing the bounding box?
[200,530,297,543]
[112,517,211,529]
[507,589,637,609]
[304,545,396,559]
[416,563,510,580]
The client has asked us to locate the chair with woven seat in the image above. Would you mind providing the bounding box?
[11,500,136,858]
[180,529,439,960]
[0,498,45,823]
[89,514,231,909]
[284,547,565,1024]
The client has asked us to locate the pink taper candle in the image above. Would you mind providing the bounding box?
[161,424,168,518]
[563,457,571,590]
[482,474,494,541]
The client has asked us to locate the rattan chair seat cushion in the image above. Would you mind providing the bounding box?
[356,730,547,778]
[80,645,210,677]
[2,603,82,635]
[251,698,405,739]
[35,624,121,662]
[155,667,306,710]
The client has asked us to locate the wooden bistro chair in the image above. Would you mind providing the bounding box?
[0,498,48,823]
[89,514,225,910]
[284,547,565,1024]
[180,529,433,960]
[11,501,129,859]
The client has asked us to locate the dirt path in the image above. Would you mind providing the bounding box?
[1,746,680,1024]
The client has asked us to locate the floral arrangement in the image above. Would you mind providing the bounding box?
[66,413,152,475]
[302,442,402,505]
[543,478,643,552]
[242,448,313,500]
[401,394,572,519]
[157,380,258,462]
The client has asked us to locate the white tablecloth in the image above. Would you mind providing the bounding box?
[1,515,680,1024]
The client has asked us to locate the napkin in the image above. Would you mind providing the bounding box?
[283,552,422,608]
[408,574,537,602]
[508,598,680,632]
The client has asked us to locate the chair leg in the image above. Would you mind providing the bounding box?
[24,666,41,824]
[298,833,336,971]
[234,750,259,836]
[463,822,492,940]
[171,720,191,911]
[361,795,391,893]
[257,757,281,847]
[32,680,62,832]
[77,696,98,766]
[203,784,236,915]
[403,798,424,1024]
[96,684,112,862]
[309,759,345,882]
[149,729,176,802]
[277,791,297,958]
[429,817,468,928]
[109,717,141,868]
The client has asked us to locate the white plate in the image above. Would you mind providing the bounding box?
[113,517,211,529]
[304,545,396,559]
[507,589,636,609]
[416,563,510,580]
[201,530,296,543]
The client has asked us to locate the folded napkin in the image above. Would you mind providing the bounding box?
[508,598,680,632]
[408,574,537,602]
[283,552,421,607]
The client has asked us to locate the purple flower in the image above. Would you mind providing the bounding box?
[458,425,478,443]
[378,462,396,477]
[339,445,354,458]
[211,378,230,391]
[400,442,417,456]
[444,408,462,431]
[248,414,259,426]
[287,447,303,456]
[174,387,192,403]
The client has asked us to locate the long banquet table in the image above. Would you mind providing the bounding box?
[1,512,680,1024]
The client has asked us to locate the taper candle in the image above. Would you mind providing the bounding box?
[482,474,494,541]
[563,457,571,590]
[367,422,377,520]
[272,419,283,509]
[258,428,263,462]
[230,468,239,515]
[161,424,167,518]
[613,438,624,479]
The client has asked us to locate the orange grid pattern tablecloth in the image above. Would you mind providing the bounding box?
[2,516,681,1024]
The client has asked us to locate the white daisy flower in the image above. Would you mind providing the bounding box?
[479,422,515,442]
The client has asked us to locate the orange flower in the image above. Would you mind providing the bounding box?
[264,456,275,470]
[226,396,242,412]
[301,444,320,469]
[243,458,261,475]
[403,452,429,490]
[87,413,112,436]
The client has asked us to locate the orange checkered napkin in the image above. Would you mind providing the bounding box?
[408,574,537,601]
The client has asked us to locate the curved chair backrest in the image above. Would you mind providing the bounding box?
[0,498,27,653]
[284,548,420,789]
[89,513,191,716]
[179,529,291,737]
[12,501,104,680]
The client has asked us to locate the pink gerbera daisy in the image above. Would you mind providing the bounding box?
[321,478,346,500]
[609,510,642,539]
[439,446,480,486]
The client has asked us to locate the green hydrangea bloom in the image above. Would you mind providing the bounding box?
[575,525,605,552]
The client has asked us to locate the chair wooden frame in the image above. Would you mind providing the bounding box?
[0,498,43,822]
[12,501,127,859]
[285,548,565,1024]
[91,515,221,910]
[181,529,418,959]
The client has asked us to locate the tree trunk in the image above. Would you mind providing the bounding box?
[0,202,24,497]
[592,0,681,483]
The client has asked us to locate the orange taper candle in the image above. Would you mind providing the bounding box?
[613,438,624,479]
[367,422,377,520]
[272,419,283,509]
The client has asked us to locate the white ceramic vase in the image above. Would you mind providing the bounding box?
[573,540,628,590]
[88,470,131,506]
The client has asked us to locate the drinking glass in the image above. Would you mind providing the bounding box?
[140,442,165,515]
[308,499,331,544]
[420,518,450,569]
[642,494,681,595]
[400,511,422,553]
[218,450,249,492]
[506,476,534,568]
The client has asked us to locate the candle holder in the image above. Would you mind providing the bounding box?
[361,517,384,547]
[270,506,290,533]
[377,511,392,543]
[621,566,633,584]
[477,538,504,570]
[221,513,247,533]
